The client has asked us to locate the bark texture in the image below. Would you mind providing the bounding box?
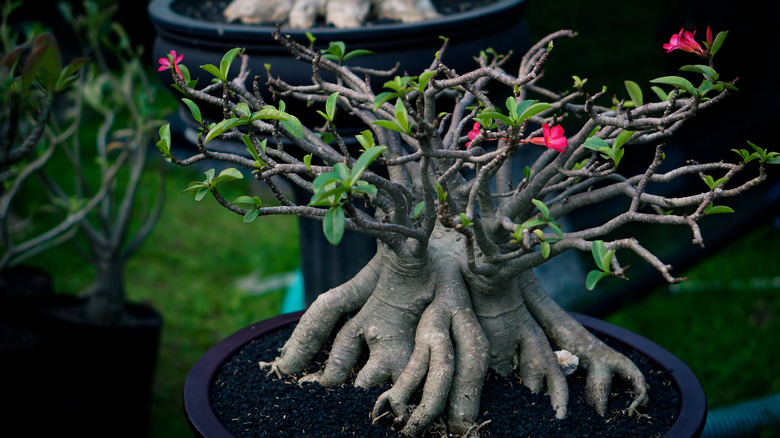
[261,227,648,435]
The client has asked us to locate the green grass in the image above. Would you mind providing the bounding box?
[607,224,780,408]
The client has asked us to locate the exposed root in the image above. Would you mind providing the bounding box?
[260,230,650,436]
[519,270,650,416]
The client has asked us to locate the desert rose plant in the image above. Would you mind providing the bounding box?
[157,24,777,436]
[0,0,164,323]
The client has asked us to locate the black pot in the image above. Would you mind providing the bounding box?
[183,311,707,437]
[17,295,163,438]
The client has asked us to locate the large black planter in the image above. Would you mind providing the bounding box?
[148,0,530,306]
[12,295,163,438]
[183,311,707,437]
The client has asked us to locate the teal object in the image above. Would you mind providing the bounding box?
[281,269,305,313]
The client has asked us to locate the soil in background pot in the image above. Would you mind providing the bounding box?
[172,0,502,25]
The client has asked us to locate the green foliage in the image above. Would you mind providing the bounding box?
[623,80,643,107]
[317,92,340,123]
[200,47,244,83]
[184,168,244,201]
[308,147,386,245]
[586,240,615,290]
[474,97,552,129]
[321,41,372,63]
[732,141,780,164]
[583,135,628,167]
[510,199,563,257]
[232,195,263,222]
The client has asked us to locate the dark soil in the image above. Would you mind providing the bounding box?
[172,0,501,26]
[210,322,680,437]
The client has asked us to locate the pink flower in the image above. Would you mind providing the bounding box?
[158,50,184,80]
[465,122,481,148]
[706,26,713,48]
[525,123,568,153]
[663,29,704,56]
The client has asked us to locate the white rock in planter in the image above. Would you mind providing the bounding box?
[555,349,580,376]
[224,0,440,28]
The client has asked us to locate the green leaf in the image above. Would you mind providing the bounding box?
[200,63,223,81]
[583,137,609,151]
[679,64,718,79]
[373,120,407,134]
[243,208,260,223]
[521,218,547,230]
[614,130,635,149]
[531,199,550,220]
[548,222,564,239]
[394,98,409,133]
[323,41,346,60]
[325,92,339,121]
[220,47,243,80]
[373,91,398,110]
[418,70,435,91]
[411,202,425,219]
[591,240,608,270]
[650,76,697,97]
[55,56,89,93]
[540,241,551,259]
[624,80,643,107]
[710,30,728,57]
[156,124,172,162]
[212,168,244,185]
[235,102,251,118]
[342,49,373,60]
[586,270,610,291]
[232,195,262,207]
[304,154,313,171]
[350,146,386,186]
[705,203,734,215]
[518,102,553,124]
[435,183,447,202]
[323,206,345,245]
[204,118,243,144]
[651,86,669,102]
[182,98,203,124]
[355,130,376,151]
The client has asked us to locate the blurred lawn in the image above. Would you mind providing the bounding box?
[607,224,780,408]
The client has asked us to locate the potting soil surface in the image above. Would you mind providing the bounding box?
[210,323,680,437]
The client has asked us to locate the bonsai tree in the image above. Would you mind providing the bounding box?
[157,25,777,436]
[0,0,164,323]
[223,0,441,28]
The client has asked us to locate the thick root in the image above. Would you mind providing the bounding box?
[260,255,380,375]
[518,270,649,416]
[469,277,569,420]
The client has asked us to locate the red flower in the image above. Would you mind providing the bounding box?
[526,123,568,153]
[663,29,704,56]
[158,50,184,80]
[465,122,481,148]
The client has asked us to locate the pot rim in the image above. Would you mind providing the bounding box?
[148,0,527,43]
[184,311,706,438]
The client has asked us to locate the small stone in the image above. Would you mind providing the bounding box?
[554,349,579,376]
